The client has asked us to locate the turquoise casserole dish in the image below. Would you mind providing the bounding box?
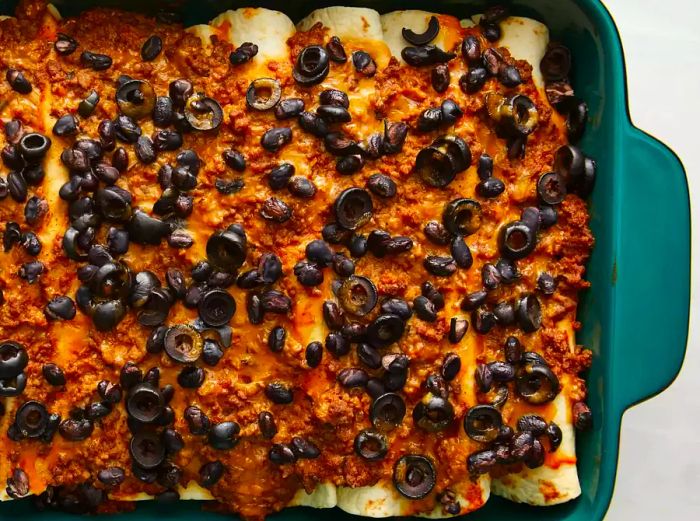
[0,0,690,520]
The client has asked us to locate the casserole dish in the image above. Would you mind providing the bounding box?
[0,0,689,520]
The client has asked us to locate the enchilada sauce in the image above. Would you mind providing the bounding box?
[0,1,592,519]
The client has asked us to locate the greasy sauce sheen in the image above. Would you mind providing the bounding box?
[0,1,593,519]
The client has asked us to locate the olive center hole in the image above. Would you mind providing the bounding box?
[349,283,369,305]
[25,409,42,427]
[1,348,17,361]
[506,229,528,250]
[175,333,193,353]
[406,466,425,486]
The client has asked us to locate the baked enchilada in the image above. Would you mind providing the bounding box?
[0,1,594,518]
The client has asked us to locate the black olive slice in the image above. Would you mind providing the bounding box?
[293,45,330,86]
[540,42,571,82]
[354,429,388,461]
[402,45,455,67]
[206,229,247,272]
[464,404,503,443]
[130,431,166,470]
[516,363,560,404]
[164,324,203,363]
[334,188,373,230]
[370,392,406,432]
[515,293,542,332]
[129,271,160,308]
[498,221,536,260]
[198,289,236,327]
[338,275,378,317]
[443,198,482,236]
[184,94,223,131]
[393,455,436,500]
[412,394,455,432]
[246,78,281,111]
[0,341,28,380]
[366,314,405,348]
[126,383,164,423]
[432,134,471,173]
[15,400,49,438]
[116,80,156,120]
[413,146,457,188]
[402,16,440,46]
[537,171,567,205]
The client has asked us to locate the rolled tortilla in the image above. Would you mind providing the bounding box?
[381,10,463,64]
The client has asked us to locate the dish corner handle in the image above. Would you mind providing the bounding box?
[614,126,690,410]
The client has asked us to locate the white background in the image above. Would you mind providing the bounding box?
[602,0,700,519]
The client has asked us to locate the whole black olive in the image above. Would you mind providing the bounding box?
[393,455,436,499]
[6,68,32,94]
[337,367,369,388]
[184,405,210,435]
[59,417,94,441]
[540,43,571,82]
[141,35,162,61]
[265,382,293,404]
[305,341,323,368]
[325,331,350,357]
[298,111,330,137]
[80,51,112,70]
[431,63,450,92]
[441,352,462,381]
[153,96,174,127]
[0,341,28,380]
[461,35,481,65]
[269,443,297,465]
[98,467,126,487]
[352,51,377,76]
[274,98,305,120]
[448,318,468,344]
[261,127,292,153]
[336,154,364,175]
[499,65,522,87]
[230,42,258,65]
[208,421,240,450]
[467,449,497,476]
[327,36,347,62]
[413,295,437,322]
[177,366,205,388]
[402,45,455,67]
[54,33,78,55]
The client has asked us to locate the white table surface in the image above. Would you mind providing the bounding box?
[601,0,700,519]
